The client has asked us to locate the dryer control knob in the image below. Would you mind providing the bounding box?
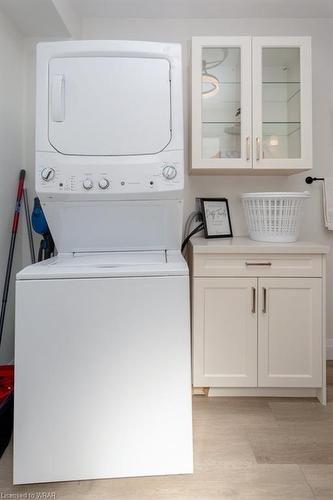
[98,178,110,190]
[41,167,55,182]
[162,165,177,180]
[83,179,93,190]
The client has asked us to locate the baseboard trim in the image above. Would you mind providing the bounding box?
[208,387,318,398]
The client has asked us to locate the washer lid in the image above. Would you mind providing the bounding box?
[16,251,188,280]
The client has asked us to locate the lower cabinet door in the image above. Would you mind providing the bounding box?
[258,277,322,388]
[192,277,257,387]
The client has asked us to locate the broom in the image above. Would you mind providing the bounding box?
[0,169,25,457]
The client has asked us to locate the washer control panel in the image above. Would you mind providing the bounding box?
[36,153,183,195]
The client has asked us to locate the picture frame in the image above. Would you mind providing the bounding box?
[200,198,233,239]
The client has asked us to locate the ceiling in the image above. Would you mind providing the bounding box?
[70,0,333,19]
[0,0,71,36]
[1,0,333,39]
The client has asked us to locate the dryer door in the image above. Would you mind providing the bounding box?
[48,56,171,156]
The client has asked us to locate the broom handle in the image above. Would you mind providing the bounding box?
[23,189,36,264]
[0,170,26,347]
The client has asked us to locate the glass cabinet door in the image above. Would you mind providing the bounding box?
[252,37,312,170]
[192,37,252,172]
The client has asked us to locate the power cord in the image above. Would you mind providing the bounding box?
[183,210,202,241]
[181,223,204,253]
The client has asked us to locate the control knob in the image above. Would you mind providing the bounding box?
[162,165,177,180]
[83,179,93,190]
[98,178,110,190]
[41,167,55,182]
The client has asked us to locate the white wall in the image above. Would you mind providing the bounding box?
[81,16,333,336]
[0,11,24,363]
[20,17,333,347]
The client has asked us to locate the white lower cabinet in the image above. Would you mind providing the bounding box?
[190,238,328,403]
[193,277,257,387]
[258,277,322,388]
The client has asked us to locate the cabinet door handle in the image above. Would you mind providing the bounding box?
[246,136,250,161]
[256,137,261,161]
[251,287,256,314]
[262,287,267,313]
[245,262,272,267]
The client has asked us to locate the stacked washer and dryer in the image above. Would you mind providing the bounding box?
[14,41,193,484]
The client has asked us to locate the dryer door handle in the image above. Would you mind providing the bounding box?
[51,74,65,122]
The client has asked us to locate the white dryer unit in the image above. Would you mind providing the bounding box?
[14,41,193,484]
[35,40,184,253]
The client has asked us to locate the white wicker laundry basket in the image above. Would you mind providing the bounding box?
[241,192,310,243]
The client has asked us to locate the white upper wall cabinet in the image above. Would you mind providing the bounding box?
[191,36,312,175]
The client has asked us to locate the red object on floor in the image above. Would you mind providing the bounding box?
[0,365,14,406]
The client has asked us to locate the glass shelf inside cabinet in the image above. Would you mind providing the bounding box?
[262,82,300,103]
[201,46,242,159]
[262,47,301,159]
[263,122,301,135]
[202,122,241,159]
[262,122,301,159]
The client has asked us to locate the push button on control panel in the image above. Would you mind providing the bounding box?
[162,165,177,180]
[82,179,93,190]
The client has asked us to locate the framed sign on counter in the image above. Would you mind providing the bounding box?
[200,198,233,238]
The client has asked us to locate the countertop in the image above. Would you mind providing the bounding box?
[190,236,329,255]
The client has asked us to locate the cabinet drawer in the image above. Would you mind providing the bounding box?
[192,253,322,277]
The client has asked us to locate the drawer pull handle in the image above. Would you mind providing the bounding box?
[251,287,256,314]
[262,287,267,313]
[245,262,272,266]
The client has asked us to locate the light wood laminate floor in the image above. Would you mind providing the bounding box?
[1,362,333,499]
